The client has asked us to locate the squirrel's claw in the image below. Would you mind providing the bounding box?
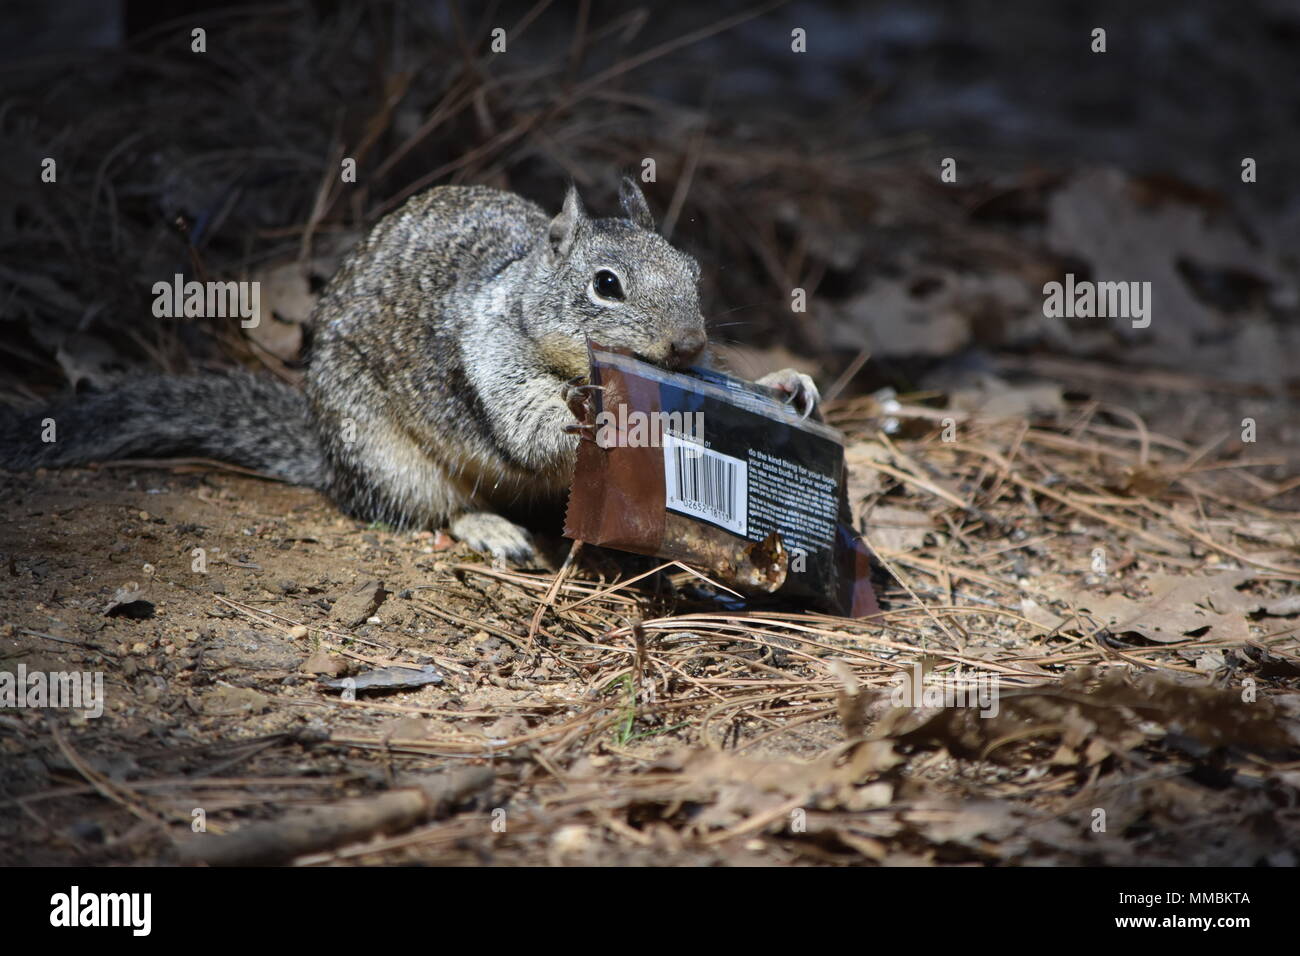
[755,368,821,419]
[563,422,598,443]
[561,377,603,423]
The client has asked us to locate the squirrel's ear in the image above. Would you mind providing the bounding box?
[619,176,655,231]
[548,185,586,258]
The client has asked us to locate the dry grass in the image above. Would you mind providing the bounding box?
[141,395,1300,865]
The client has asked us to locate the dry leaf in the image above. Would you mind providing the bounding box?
[1072,570,1255,643]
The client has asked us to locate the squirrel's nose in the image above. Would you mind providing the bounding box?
[667,329,706,368]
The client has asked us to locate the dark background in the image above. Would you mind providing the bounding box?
[2,0,1298,414]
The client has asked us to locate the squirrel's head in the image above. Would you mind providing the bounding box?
[529,178,706,378]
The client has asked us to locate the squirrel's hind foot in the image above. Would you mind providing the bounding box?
[450,511,536,566]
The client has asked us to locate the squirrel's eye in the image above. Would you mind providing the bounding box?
[593,269,624,301]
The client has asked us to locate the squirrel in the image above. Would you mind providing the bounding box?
[0,176,817,562]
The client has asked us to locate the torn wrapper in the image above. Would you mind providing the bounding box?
[564,344,880,618]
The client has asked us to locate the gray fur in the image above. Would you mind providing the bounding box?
[305,177,708,559]
[0,370,324,487]
[0,178,718,561]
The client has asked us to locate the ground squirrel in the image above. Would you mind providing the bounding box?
[1,177,816,561]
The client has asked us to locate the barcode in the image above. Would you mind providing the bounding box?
[663,434,747,536]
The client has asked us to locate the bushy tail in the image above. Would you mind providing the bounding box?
[0,370,326,488]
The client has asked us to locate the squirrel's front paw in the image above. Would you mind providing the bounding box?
[756,368,821,418]
[449,511,535,565]
[561,375,603,442]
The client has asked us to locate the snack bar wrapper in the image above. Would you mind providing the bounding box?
[564,344,881,618]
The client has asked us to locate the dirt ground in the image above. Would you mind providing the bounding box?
[1,460,843,866]
[3,374,1299,867]
[0,464,608,865]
